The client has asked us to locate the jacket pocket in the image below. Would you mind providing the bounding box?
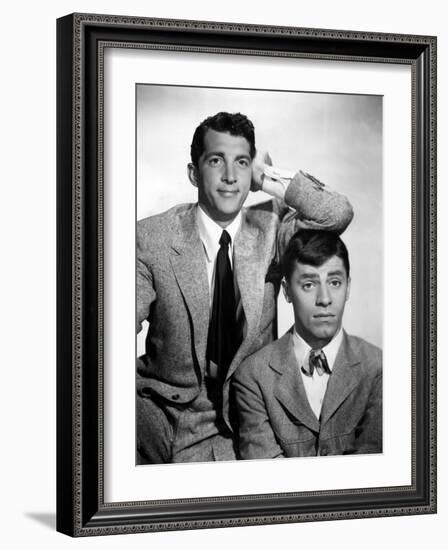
[276,420,315,445]
[319,429,357,455]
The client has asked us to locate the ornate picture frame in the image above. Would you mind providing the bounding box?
[56,13,436,536]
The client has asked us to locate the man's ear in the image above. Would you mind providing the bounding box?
[281,278,291,303]
[188,163,199,187]
[345,277,351,302]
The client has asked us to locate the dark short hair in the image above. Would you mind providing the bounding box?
[190,112,256,167]
[281,230,350,281]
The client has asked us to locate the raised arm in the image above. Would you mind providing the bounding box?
[251,153,354,234]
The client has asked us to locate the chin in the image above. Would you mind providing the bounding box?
[216,207,240,219]
[221,206,239,215]
[313,327,337,341]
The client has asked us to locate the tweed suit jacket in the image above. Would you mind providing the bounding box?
[136,173,353,430]
[233,329,382,457]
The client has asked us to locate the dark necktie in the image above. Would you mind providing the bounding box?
[206,230,240,383]
[301,349,331,377]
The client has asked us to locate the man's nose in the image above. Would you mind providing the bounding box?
[316,285,332,307]
[222,161,236,183]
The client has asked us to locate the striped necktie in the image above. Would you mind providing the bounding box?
[301,348,331,377]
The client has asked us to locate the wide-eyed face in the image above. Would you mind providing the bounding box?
[283,255,351,348]
[188,129,253,227]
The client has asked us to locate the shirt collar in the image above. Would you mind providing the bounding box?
[293,327,344,372]
[196,205,242,262]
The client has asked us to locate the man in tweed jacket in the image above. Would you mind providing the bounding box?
[136,112,353,463]
[233,230,382,459]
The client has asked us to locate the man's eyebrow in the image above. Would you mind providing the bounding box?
[298,269,346,280]
[235,153,252,159]
[298,273,320,280]
[327,270,345,277]
[203,152,251,159]
[203,151,225,158]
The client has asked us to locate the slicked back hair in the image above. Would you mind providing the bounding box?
[281,230,350,281]
[190,112,256,167]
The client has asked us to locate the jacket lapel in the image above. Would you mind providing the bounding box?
[224,212,268,381]
[233,214,266,340]
[319,332,362,426]
[272,331,320,433]
[169,206,210,369]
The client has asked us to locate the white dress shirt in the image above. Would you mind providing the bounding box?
[292,328,344,420]
[196,206,242,377]
[196,205,242,309]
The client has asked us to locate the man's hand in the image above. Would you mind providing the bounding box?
[251,151,273,192]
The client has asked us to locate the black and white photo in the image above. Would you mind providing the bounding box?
[56,14,436,535]
[135,85,383,464]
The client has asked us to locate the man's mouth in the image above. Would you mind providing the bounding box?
[313,313,335,319]
[218,190,239,197]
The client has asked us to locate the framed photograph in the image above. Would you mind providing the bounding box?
[57,13,437,536]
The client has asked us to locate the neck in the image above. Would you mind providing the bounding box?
[197,204,238,229]
[305,336,332,350]
[294,324,341,350]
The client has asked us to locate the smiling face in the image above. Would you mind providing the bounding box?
[283,255,351,349]
[188,129,252,227]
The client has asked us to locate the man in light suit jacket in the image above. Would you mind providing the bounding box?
[137,113,353,464]
[233,230,382,458]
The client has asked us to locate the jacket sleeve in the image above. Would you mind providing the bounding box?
[285,171,354,233]
[136,224,156,335]
[353,369,383,454]
[276,171,354,261]
[233,361,284,460]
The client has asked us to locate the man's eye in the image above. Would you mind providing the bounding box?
[237,158,250,167]
[302,282,315,291]
[208,157,223,166]
[329,279,342,287]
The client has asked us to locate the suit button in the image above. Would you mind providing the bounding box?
[171,394,180,401]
